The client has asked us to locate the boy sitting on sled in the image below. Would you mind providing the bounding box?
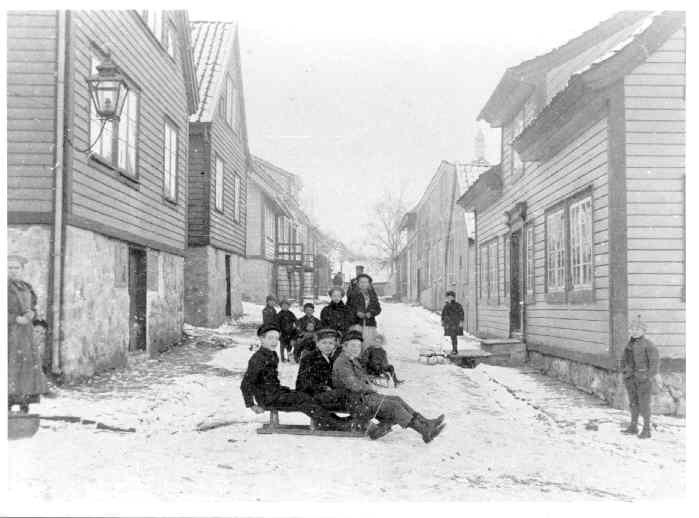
[240,323,351,431]
[359,333,403,386]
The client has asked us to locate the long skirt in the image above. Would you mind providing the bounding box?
[8,320,47,407]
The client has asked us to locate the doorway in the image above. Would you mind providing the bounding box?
[509,230,522,337]
[128,247,147,351]
[225,254,232,317]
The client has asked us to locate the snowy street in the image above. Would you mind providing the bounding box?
[8,301,685,502]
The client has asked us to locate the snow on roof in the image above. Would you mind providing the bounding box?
[190,21,237,123]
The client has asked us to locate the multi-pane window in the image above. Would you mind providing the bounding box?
[510,106,526,177]
[225,76,237,129]
[90,53,138,177]
[525,223,535,297]
[163,121,178,200]
[214,155,224,211]
[233,174,241,221]
[569,196,592,288]
[504,235,510,298]
[546,209,566,291]
[488,240,498,301]
[165,22,176,59]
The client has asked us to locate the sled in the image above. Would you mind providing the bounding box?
[418,347,448,365]
[8,412,40,440]
[446,349,492,368]
[256,410,367,438]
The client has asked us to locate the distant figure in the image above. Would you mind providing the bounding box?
[622,316,660,439]
[347,273,381,351]
[360,334,403,386]
[320,287,352,338]
[277,299,298,362]
[294,303,321,362]
[441,291,464,354]
[332,271,344,288]
[8,254,47,413]
[262,295,278,326]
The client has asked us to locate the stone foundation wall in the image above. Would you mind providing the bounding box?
[61,226,130,380]
[147,249,184,354]
[184,246,244,327]
[241,258,273,304]
[8,224,52,368]
[528,351,686,417]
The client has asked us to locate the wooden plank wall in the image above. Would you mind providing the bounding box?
[245,181,262,256]
[187,127,210,245]
[624,27,686,358]
[68,11,189,252]
[478,118,611,354]
[6,10,58,216]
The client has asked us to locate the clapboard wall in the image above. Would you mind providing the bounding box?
[624,27,686,358]
[66,10,189,255]
[6,10,58,220]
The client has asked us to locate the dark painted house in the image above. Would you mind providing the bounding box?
[185,21,250,326]
[7,10,199,379]
[459,11,685,415]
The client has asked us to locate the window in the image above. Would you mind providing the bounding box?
[546,208,565,292]
[510,106,526,178]
[488,240,498,302]
[89,52,138,177]
[525,223,535,298]
[225,76,237,129]
[233,174,241,221]
[479,245,487,299]
[504,235,510,298]
[569,197,592,288]
[214,155,224,211]
[165,22,176,59]
[163,120,178,201]
[264,205,275,241]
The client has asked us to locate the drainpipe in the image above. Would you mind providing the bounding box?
[473,210,479,333]
[48,10,69,375]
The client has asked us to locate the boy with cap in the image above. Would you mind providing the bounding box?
[277,299,298,362]
[294,303,322,362]
[332,330,445,442]
[441,291,465,354]
[622,315,660,439]
[240,323,351,430]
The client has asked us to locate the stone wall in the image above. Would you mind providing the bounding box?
[8,224,52,367]
[241,258,274,304]
[184,246,244,327]
[147,249,184,354]
[61,226,130,380]
[528,351,686,417]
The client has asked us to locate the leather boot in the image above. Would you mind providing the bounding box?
[639,425,651,439]
[417,412,445,427]
[408,414,446,443]
[367,421,393,440]
[622,422,638,434]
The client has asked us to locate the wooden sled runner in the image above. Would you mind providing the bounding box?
[256,410,367,438]
[418,347,491,368]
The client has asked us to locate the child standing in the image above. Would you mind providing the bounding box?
[441,291,464,354]
[262,295,278,326]
[622,315,660,439]
[277,299,298,362]
[294,303,322,361]
[321,287,352,338]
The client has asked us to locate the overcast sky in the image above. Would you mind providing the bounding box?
[190,1,640,252]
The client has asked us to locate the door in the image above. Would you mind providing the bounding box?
[128,247,147,351]
[509,230,522,336]
[225,255,232,317]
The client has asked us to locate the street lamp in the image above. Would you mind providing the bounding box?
[86,53,129,121]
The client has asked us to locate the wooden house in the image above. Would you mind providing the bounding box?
[7,10,198,379]
[185,21,250,327]
[458,11,685,414]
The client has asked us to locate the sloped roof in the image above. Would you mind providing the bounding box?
[190,21,237,123]
[174,11,199,115]
[478,10,652,126]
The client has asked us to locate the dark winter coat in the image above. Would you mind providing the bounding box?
[262,305,278,326]
[360,346,391,376]
[622,336,659,381]
[297,315,321,333]
[277,309,298,341]
[332,351,376,395]
[347,289,382,328]
[8,279,47,404]
[295,347,342,396]
[320,301,352,337]
[240,347,287,408]
[441,301,464,336]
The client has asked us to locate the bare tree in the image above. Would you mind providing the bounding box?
[364,185,410,277]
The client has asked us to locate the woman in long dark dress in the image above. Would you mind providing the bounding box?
[8,254,47,413]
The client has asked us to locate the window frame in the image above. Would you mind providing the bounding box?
[525,221,535,304]
[88,49,141,183]
[509,104,526,180]
[225,75,238,131]
[214,154,224,212]
[162,118,179,203]
[503,233,510,299]
[233,173,242,222]
[165,21,176,60]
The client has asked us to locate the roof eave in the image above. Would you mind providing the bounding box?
[456,166,503,212]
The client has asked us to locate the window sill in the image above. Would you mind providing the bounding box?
[163,195,178,206]
[568,288,594,304]
[545,290,566,304]
[214,206,224,214]
[89,155,140,191]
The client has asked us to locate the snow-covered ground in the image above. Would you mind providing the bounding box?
[7,301,685,503]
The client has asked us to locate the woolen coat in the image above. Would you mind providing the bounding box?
[441,301,465,336]
[320,301,352,337]
[622,336,660,381]
[347,290,382,328]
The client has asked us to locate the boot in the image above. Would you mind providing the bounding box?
[367,421,394,440]
[622,425,638,435]
[408,414,446,443]
[639,425,651,439]
[417,412,445,427]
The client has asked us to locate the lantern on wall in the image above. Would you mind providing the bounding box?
[86,53,129,121]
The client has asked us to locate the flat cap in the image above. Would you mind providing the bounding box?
[257,322,281,337]
[315,328,340,340]
[341,329,364,343]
